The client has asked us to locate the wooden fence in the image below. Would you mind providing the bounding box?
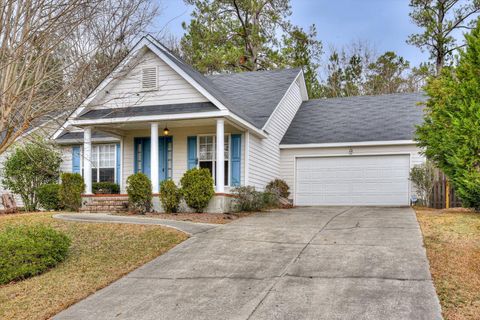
[430,170,462,209]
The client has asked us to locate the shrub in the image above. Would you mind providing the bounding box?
[1,140,61,211]
[126,173,152,214]
[0,225,71,285]
[409,162,436,206]
[180,168,214,213]
[59,173,85,212]
[93,182,120,194]
[265,179,290,199]
[263,191,280,208]
[37,183,61,211]
[232,186,265,212]
[159,180,181,213]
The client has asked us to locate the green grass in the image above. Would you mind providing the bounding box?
[0,212,187,320]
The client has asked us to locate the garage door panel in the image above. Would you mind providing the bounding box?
[295,155,410,206]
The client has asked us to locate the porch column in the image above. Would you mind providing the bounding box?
[216,119,225,193]
[151,123,159,193]
[84,127,93,195]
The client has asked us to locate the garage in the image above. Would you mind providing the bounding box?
[295,154,410,206]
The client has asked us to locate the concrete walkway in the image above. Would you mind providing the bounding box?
[53,213,217,235]
[54,207,442,320]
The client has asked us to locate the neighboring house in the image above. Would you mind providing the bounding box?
[52,35,426,212]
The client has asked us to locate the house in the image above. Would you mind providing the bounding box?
[52,35,426,212]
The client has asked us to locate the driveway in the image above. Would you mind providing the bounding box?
[54,207,442,320]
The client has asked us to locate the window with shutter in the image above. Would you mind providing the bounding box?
[141,67,158,91]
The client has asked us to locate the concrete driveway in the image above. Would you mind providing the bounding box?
[54,207,442,320]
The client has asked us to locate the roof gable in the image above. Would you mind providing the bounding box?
[88,48,209,109]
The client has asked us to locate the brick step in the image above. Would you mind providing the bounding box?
[87,201,128,206]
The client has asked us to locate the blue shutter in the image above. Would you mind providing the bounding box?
[72,146,81,174]
[115,143,121,184]
[187,136,197,170]
[230,134,241,186]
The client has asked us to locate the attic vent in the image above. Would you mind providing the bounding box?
[141,67,158,91]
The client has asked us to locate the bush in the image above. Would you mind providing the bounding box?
[1,140,61,211]
[93,182,120,194]
[37,183,61,211]
[410,162,436,206]
[126,173,152,214]
[262,191,280,208]
[180,168,214,213]
[232,186,265,212]
[59,173,85,212]
[159,180,181,213]
[0,225,71,285]
[265,179,290,199]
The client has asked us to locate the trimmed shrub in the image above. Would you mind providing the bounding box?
[265,179,290,199]
[0,225,71,285]
[93,182,120,194]
[126,173,152,214]
[232,186,265,212]
[37,183,61,211]
[159,180,181,213]
[59,173,85,212]
[180,168,214,213]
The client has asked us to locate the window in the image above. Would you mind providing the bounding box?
[198,135,229,186]
[141,67,157,91]
[82,144,116,183]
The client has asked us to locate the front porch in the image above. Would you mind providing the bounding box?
[64,117,246,213]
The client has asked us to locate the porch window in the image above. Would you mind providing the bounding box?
[83,144,116,183]
[198,135,229,186]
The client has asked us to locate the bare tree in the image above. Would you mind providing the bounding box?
[0,0,160,155]
[407,0,480,75]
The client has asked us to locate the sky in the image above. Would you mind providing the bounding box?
[152,0,436,68]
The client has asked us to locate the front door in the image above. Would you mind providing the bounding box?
[134,137,172,181]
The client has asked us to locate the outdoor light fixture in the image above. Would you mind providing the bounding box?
[163,124,170,136]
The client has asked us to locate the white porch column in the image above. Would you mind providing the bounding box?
[84,127,93,195]
[216,119,225,193]
[151,123,159,193]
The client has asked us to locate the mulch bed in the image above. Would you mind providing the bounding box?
[119,211,257,224]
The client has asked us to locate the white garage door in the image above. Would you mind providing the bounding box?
[295,155,410,206]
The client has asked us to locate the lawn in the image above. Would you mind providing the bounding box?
[416,207,480,320]
[0,212,187,320]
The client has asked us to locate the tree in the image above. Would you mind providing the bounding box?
[180,0,323,97]
[1,140,62,211]
[407,0,480,75]
[409,162,436,206]
[365,52,410,95]
[0,0,159,155]
[416,19,480,210]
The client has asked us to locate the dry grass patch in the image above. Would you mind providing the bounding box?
[115,211,257,224]
[416,207,480,320]
[0,212,187,320]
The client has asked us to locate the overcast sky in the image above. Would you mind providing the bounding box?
[153,0,468,68]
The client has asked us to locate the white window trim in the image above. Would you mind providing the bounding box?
[197,133,231,187]
[79,143,117,184]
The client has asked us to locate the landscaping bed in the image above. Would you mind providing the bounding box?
[416,207,480,320]
[0,212,187,320]
[117,211,257,224]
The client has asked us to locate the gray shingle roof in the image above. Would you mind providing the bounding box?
[207,68,301,128]
[78,102,218,120]
[281,92,426,145]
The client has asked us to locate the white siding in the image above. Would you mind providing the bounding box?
[247,79,303,189]
[90,49,208,109]
[121,125,245,193]
[279,144,426,201]
[59,146,73,173]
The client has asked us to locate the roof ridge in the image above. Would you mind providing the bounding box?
[305,91,426,104]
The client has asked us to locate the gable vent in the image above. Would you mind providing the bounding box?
[141,67,158,91]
